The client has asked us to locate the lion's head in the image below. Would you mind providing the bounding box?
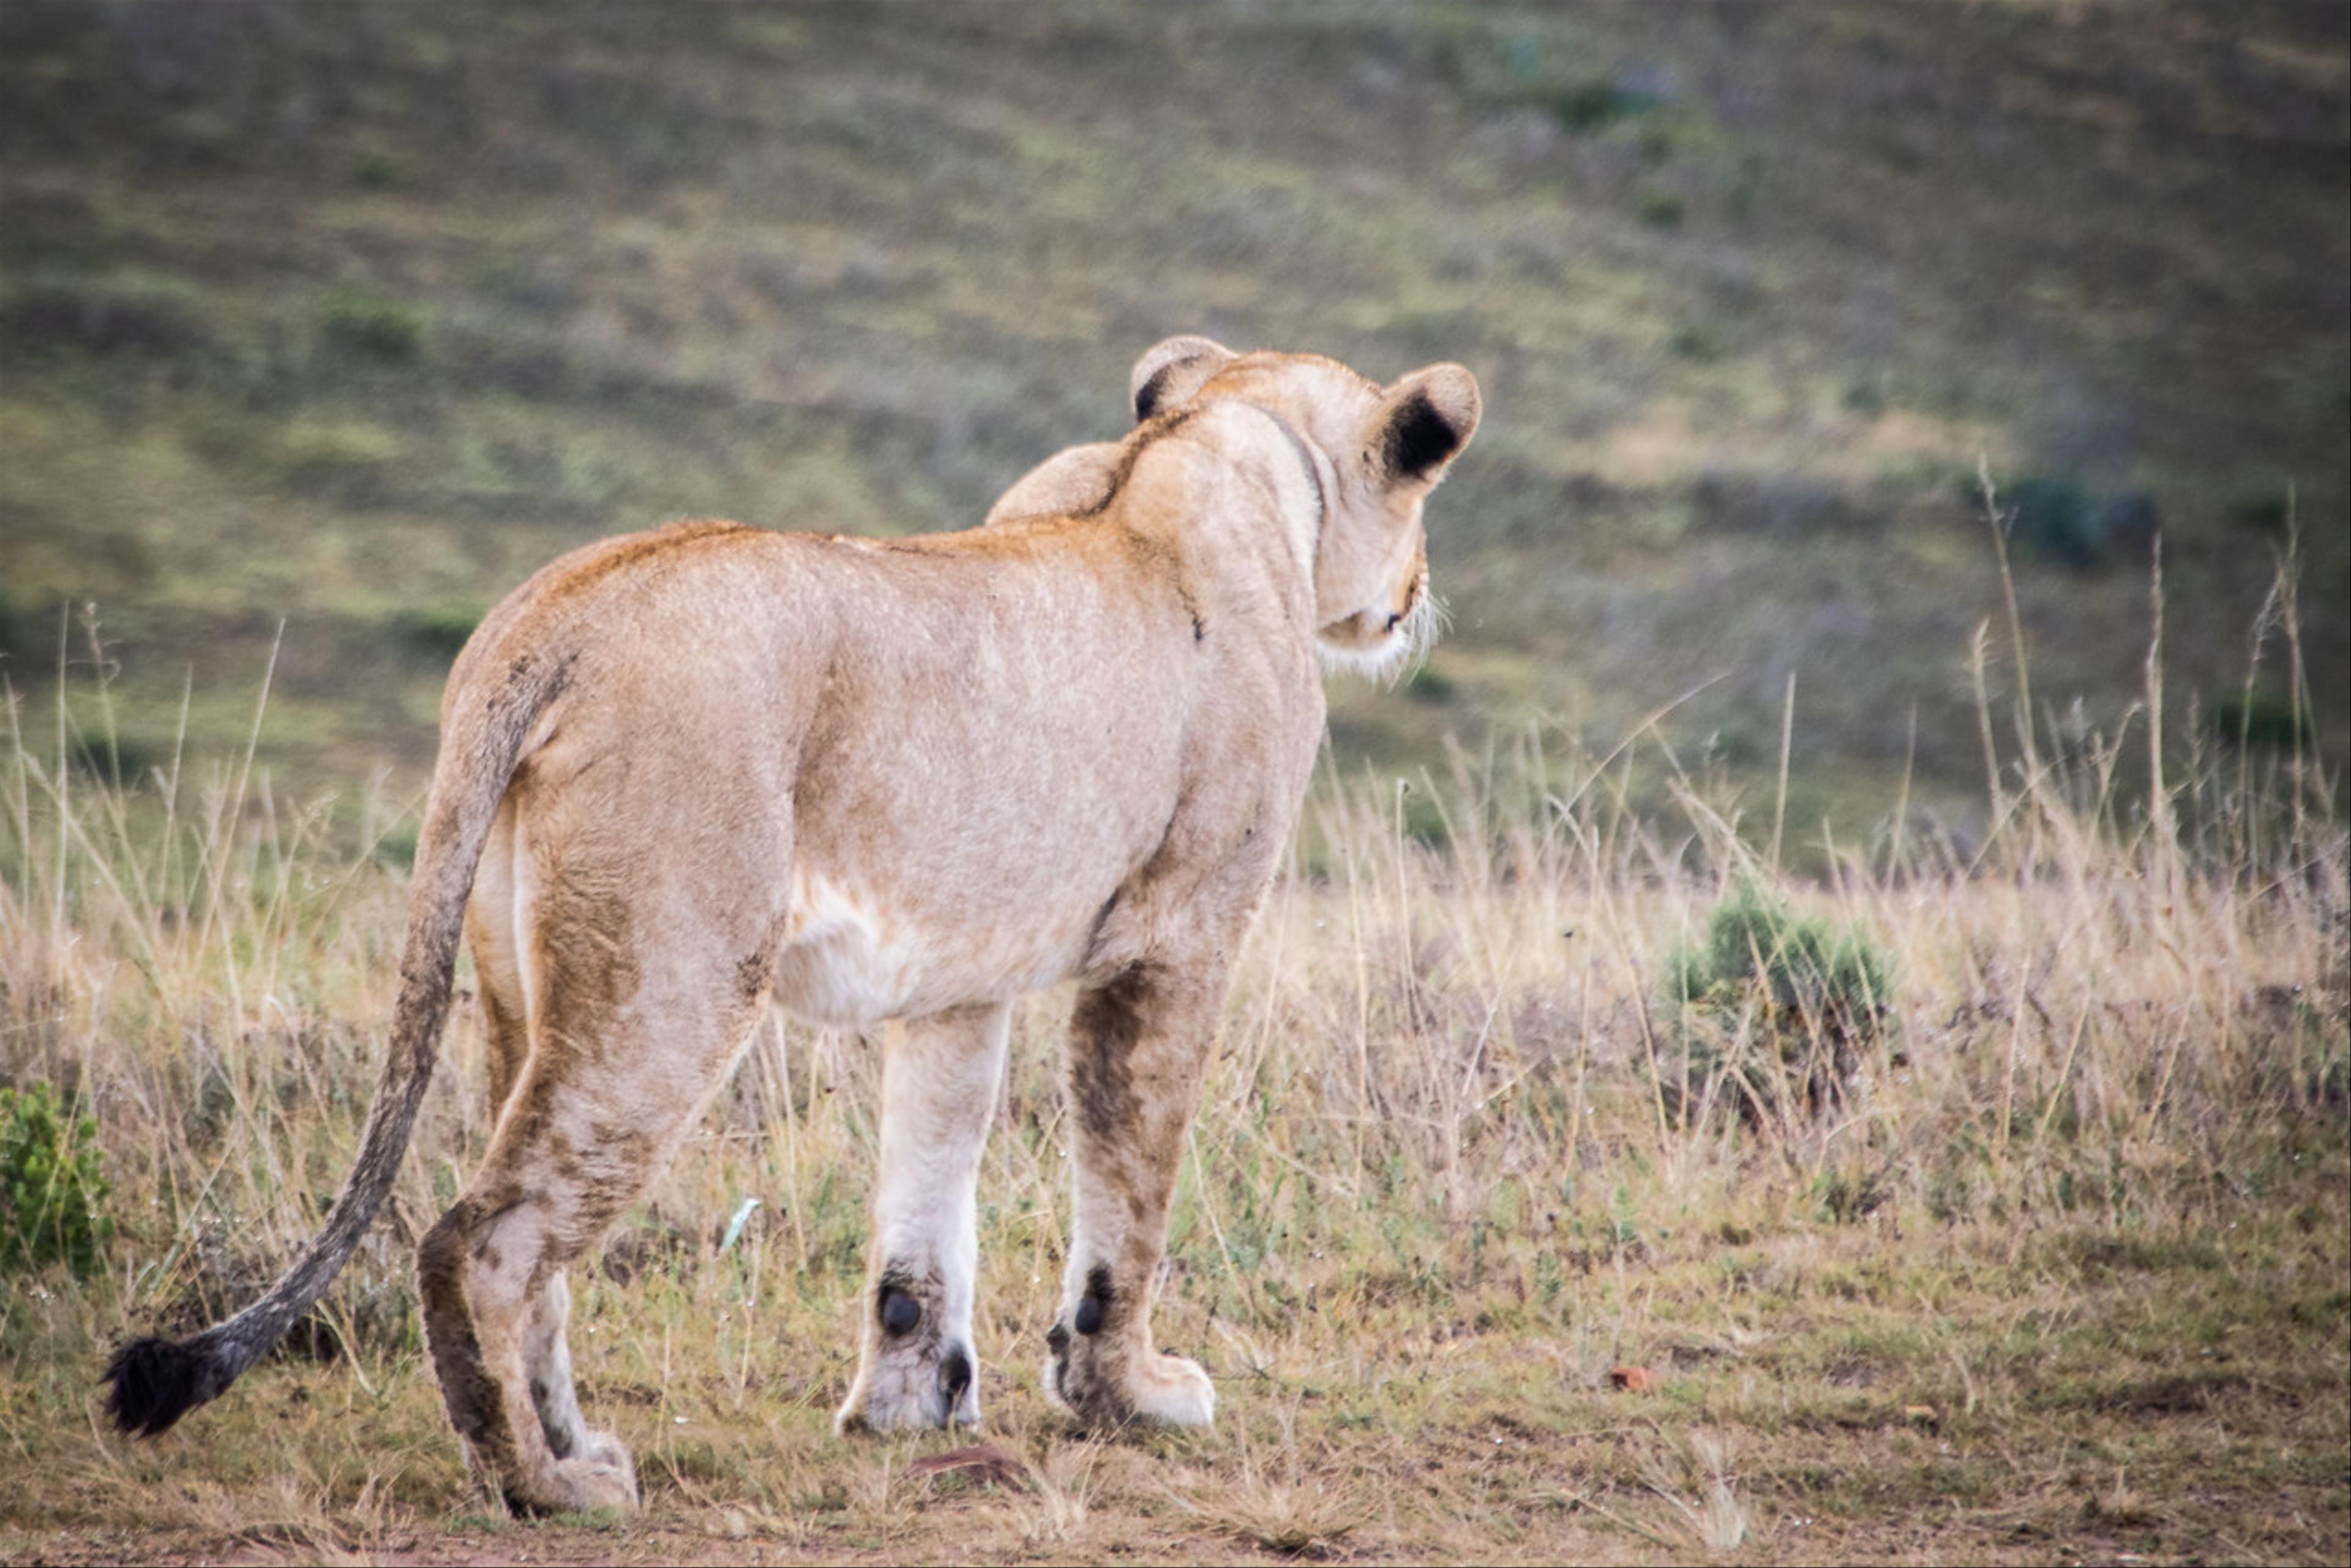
[1127,336,1480,679]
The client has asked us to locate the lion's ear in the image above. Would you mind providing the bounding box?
[984,441,1121,525]
[1130,336,1236,422]
[1371,364,1481,487]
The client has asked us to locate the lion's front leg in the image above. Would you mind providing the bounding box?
[1046,960,1224,1428]
[836,1002,1010,1434]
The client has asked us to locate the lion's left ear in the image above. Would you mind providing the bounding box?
[1130,336,1236,422]
[1371,364,1482,487]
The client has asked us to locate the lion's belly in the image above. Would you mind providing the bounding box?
[768,869,1094,1028]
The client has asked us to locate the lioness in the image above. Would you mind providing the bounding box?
[104,337,1479,1514]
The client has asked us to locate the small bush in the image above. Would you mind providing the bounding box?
[2228,482,2293,533]
[348,148,424,192]
[275,419,402,497]
[1665,877,1891,1125]
[1667,323,1720,361]
[392,604,482,661]
[1535,77,1660,133]
[2000,477,2157,569]
[320,294,424,361]
[372,819,420,869]
[1399,786,1451,850]
[2003,475,2102,566]
[2003,475,2097,566]
[0,587,46,673]
[2215,689,2309,750]
[1403,662,1458,706]
[1842,378,1889,416]
[1,1081,115,1280]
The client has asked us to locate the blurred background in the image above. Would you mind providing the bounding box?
[2,1,2344,860]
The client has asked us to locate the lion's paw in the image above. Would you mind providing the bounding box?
[576,1428,635,1477]
[836,1339,980,1435]
[508,1445,639,1517]
[1127,1348,1215,1427]
[1043,1329,1215,1429]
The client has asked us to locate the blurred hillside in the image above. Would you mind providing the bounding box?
[2,2,2344,852]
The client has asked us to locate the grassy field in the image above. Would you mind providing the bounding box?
[2,5,2347,1564]
[2,3,2345,844]
[2,539,2344,1562]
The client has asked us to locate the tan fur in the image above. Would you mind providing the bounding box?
[192,340,1476,1514]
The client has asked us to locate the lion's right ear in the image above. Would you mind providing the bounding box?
[1371,363,1482,489]
[1130,336,1235,422]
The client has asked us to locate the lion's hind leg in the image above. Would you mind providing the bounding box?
[422,858,779,1512]
[463,801,618,1474]
[836,1002,1011,1434]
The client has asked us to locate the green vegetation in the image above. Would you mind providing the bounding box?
[0,1081,115,1280]
[1997,473,2160,569]
[2218,686,2311,751]
[1664,875,1891,1126]
[1669,876,1891,1032]
[318,295,425,364]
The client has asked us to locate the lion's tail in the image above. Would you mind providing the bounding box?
[102,646,574,1438]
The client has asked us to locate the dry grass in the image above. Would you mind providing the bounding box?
[1,543,2345,1564]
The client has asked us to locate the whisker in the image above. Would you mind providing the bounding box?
[1316,568,1444,686]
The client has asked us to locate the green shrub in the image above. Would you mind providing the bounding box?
[2001,475,2101,566]
[1534,77,1660,133]
[1665,877,1891,1125]
[2214,689,2308,750]
[1667,323,1720,360]
[1841,378,1889,416]
[392,603,483,661]
[1403,662,1457,705]
[1400,787,1451,850]
[348,148,424,192]
[1640,193,1687,231]
[1670,877,1889,1023]
[2228,482,2293,533]
[0,1081,115,1279]
[372,819,420,869]
[320,294,424,361]
[275,418,402,496]
[0,587,43,675]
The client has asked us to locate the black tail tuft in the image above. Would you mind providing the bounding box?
[102,1335,231,1437]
